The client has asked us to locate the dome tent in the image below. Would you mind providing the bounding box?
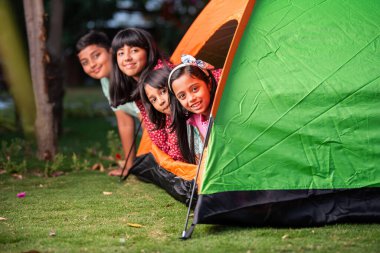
[170,0,380,238]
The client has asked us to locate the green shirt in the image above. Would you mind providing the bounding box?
[100,77,139,117]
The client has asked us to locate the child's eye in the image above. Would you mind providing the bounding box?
[94,53,100,59]
[80,61,88,66]
[192,86,199,92]
[160,88,167,95]
[177,93,185,100]
[131,48,139,53]
[150,97,157,104]
[117,51,124,57]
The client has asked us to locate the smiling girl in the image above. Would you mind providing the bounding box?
[168,55,221,142]
[139,67,204,163]
[109,28,185,162]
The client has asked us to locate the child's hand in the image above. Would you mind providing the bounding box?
[108,164,130,177]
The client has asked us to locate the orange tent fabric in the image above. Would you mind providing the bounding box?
[136,129,152,156]
[137,130,196,181]
[137,0,255,183]
[171,0,254,68]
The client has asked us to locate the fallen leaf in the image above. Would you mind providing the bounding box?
[51,171,65,177]
[282,234,289,240]
[91,163,100,170]
[117,160,127,168]
[32,171,44,177]
[127,223,143,228]
[102,155,114,161]
[0,169,6,175]
[91,163,105,172]
[49,230,56,236]
[103,191,113,195]
[17,192,26,198]
[0,217,7,221]
[12,173,23,180]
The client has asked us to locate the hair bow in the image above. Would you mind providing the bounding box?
[180,54,214,70]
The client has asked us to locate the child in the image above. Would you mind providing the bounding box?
[109,28,182,161]
[139,67,172,129]
[109,29,198,205]
[76,31,139,176]
[139,67,202,164]
[168,55,220,143]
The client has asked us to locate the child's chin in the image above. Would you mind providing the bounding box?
[189,109,203,114]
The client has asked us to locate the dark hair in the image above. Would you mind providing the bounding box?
[170,97,197,164]
[75,30,110,54]
[169,65,218,165]
[139,67,171,130]
[109,28,162,106]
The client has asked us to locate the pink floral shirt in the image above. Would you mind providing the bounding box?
[135,59,184,161]
[136,100,184,162]
[212,68,222,83]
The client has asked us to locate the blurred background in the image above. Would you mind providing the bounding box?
[1,0,206,88]
[0,0,207,169]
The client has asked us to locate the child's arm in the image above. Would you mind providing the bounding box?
[114,110,136,172]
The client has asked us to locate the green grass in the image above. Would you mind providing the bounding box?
[0,87,120,175]
[1,87,380,252]
[0,171,380,253]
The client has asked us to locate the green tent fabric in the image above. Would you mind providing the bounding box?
[191,0,380,229]
[203,0,380,193]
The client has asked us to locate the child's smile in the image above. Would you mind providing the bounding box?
[78,45,111,80]
[172,73,211,116]
[116,45,147,80]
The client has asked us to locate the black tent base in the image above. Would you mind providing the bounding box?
[194,188,380,227]
[128,153,197,207]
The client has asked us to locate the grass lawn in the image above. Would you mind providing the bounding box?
[1,87,379,252]
[1,171,380,253]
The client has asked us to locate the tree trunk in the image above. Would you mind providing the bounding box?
[23,0,57,160]
[47,0,64,136]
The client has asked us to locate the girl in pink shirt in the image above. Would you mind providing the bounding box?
[168,55,221,163]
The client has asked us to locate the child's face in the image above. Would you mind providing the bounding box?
[78,45,111,80]
[116,45,147,81]
[171,73,211,116]
[144,85,171,115]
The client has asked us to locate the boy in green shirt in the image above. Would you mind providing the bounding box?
[76,31,139,176]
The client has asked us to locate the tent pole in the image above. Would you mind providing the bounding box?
[120,120,142,182]
[181,116,214,240]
